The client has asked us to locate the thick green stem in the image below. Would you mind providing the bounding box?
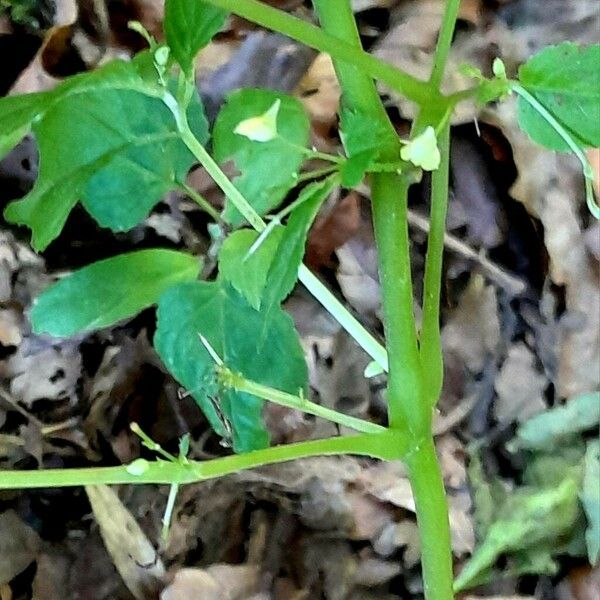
[311,2,455,598]
[311,0,421,434]
[0,431,405,489]
[407,439,454,599]
[312,0,424,434]
[420,122,450,406]
[370,175,426,434]
[200,0,431,105]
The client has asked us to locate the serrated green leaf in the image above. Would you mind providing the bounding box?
[341,150,377,188]
[581,440,600,564]
[0,91,51,160]
[513,392,600,451]
[218,228,286,310]
[213,89,309,224]
[218,176,335,311]
[31,249,201,337]
[3,60,208,251]
[154,281,307,452]
[339,109,394,185]
[261,177,335,312]
[517,42,600,151]
[164,0,227,72]
[455,478,581,591]
[339,108,395,159]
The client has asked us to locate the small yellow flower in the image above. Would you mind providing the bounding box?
[234,99,281,142]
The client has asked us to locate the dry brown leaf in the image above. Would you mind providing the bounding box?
[9,0,78,94]
[161,565,260,600]
[314,331,372,426]
[0,309,22,347]
[359,436,475,556]
[352,557,401,587]
[295,53,340,126]
[7,342,81,407]
[373,520,421,567]
[31,553,70,600]
[442,274,500,374]
[0,15,11,34]
[562,564,600,600]
[336,233,381,318]
[494,342,547,423]
[307,191,360,270]
[196,41,239,81]
[0,510,40,585]
[9,52,61,96]
[436,435,475,556]
[488,101,600,398]
[86,485,165,600]
[347,491,393,541]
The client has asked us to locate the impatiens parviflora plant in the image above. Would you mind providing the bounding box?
[0,0,598,596]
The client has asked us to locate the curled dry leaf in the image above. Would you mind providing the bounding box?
[85,484,165,600]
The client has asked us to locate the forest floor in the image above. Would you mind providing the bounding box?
[0,0,599,598]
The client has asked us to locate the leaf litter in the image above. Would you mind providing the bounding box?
[0,0,599,597]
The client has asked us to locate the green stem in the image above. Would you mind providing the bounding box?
[298,265,388,371]
[312,0,398,147]
[177,115,267,232]
[420,122,450,406]
[370,174,425,434]
[429,0,462,89]
[219,366,386,434]
[311,1,423,437]
[200,0,431,105]
[312,3,454,598]
[179,182,222,222]
[161,482,179,540]
[406,438,454,599]
[295,165,339,183]
[0,431,405,489]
